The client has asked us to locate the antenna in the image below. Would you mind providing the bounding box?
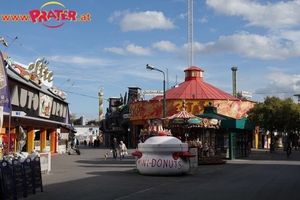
[188,0,194,67]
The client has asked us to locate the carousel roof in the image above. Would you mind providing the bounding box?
[151,66,239,101]
[166,110,197,119]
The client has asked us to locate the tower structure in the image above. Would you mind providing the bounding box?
[231,67,238,97]
[99,87,104,122]
[188,0,194,67]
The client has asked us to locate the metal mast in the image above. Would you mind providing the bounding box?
[166,68,169,90]
[188,0,194,67]
[231,67,238,97]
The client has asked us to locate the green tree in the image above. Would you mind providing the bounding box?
[70,113,77,124]
[73,118,82,125]
[247,96,300,152]
[87,120,99,125]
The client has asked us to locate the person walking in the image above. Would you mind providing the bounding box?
[286,139,292,158]
[110,138,119,160]
[119,141,127,160]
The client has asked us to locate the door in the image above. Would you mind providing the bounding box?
[230,132,237,160]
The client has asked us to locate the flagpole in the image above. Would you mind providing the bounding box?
[8,110,11,154]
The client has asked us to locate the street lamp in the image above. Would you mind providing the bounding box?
[146,64,166,118]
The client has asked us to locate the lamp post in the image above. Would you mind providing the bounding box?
[127,127,130,148]
[146,64,166,118]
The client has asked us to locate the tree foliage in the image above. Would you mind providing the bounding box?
[247,96,300,133]
[70,113,77,124]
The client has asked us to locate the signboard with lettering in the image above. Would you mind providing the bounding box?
[32,157,43,192]
[11,111,27,117]
[10,84,69,123]
[40,152,51,174]
[27,58,53,87]
[0,52,11,113]
[142,90,163,95]
[241,91,252,98]
[0,160,14,200]
[22,158,35,196]
[12,159,26,198]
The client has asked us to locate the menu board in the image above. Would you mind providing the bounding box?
[12,159,25,198]
[0,160,14,200]
[22,158,34,195]
[32,157,43,192]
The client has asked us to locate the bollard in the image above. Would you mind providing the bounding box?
[133,156,139,173]
[188,148,198,175]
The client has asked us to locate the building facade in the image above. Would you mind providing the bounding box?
[0,51,72,156]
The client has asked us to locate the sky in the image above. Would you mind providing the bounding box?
[1,0,300,121]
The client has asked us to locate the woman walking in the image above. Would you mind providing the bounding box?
[119,141,127,160]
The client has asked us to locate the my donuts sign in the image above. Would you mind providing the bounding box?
[1,1,91,28]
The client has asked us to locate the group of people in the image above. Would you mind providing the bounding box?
[110,138,128,160]
[83,137,103,148]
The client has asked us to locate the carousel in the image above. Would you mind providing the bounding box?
[158,101,226,164]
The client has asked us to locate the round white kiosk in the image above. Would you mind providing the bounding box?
[132,132,196,175]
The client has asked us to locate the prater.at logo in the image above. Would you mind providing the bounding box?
[29,1,91,28]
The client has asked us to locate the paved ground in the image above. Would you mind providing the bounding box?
[23,146,300,200]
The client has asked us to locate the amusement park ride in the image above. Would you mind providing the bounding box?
[100,0,195,148]
[100,86,141,148]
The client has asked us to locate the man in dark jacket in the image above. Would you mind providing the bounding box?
[111,138,119,160]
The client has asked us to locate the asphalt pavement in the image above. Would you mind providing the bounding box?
[23,146,300,200]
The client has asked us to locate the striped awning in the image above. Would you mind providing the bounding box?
[167,110,197,119]
[149,125,163,132]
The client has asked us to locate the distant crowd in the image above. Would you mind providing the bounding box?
[83,137,103,148]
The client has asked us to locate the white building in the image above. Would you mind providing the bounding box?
[74,125,100,143]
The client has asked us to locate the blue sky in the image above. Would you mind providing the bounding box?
[1,0,300,121]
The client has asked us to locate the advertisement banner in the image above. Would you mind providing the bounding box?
[0,52,12,113]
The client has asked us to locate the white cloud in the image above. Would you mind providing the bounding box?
[103,47,126,55]
[199,17,207,23]
[152,40,178,52]
[255,67,300,100]
[206,0,300,29]
[109,10,177,32]
[49,55,111,66]
[178,12,187,19]
[104,43,152,56]
[189,31,297,60]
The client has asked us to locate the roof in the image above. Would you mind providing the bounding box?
[166,110,197,119]
[195,106,232,120]
[151,66,239,101]
[166,80,239,100]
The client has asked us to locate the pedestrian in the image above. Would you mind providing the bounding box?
[203,140,209,157]
[84,140,87,146]
[110,138,119,160]
[119,141,127,160]
[286,139,292,158]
